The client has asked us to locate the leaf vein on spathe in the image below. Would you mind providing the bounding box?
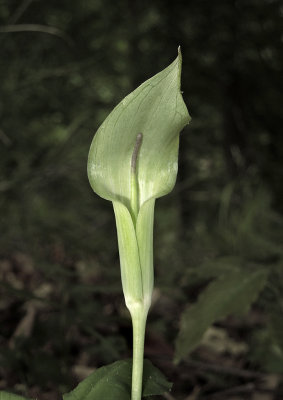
[112,83,153,130]
[87,50,190,206]
[103,58,178,135]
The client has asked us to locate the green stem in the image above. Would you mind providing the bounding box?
[131,307,148,400]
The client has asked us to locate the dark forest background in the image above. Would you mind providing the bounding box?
[0,0,283,399]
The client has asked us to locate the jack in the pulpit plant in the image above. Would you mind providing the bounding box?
[88,48,191,400]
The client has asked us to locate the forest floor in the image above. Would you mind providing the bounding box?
[0,252,282,400]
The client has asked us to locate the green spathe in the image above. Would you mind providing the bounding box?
[113,198,155,310]
[88,49,191,215]
[88,49,190,311]
[88,50,190,400]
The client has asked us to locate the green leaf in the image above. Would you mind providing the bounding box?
[63,359,172,400]
[88,49,191,212]
[142,360,172,397]
[0,392,32,400]
[269,311,283,353]
[249,326,283,374]
[63,360,131,400]
[175,269,268,363]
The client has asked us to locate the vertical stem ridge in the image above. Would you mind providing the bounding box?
[131,308,147,400]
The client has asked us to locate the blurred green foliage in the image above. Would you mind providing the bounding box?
[0,0,283,399]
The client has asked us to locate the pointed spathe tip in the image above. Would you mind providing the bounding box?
[178,46,183,63]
